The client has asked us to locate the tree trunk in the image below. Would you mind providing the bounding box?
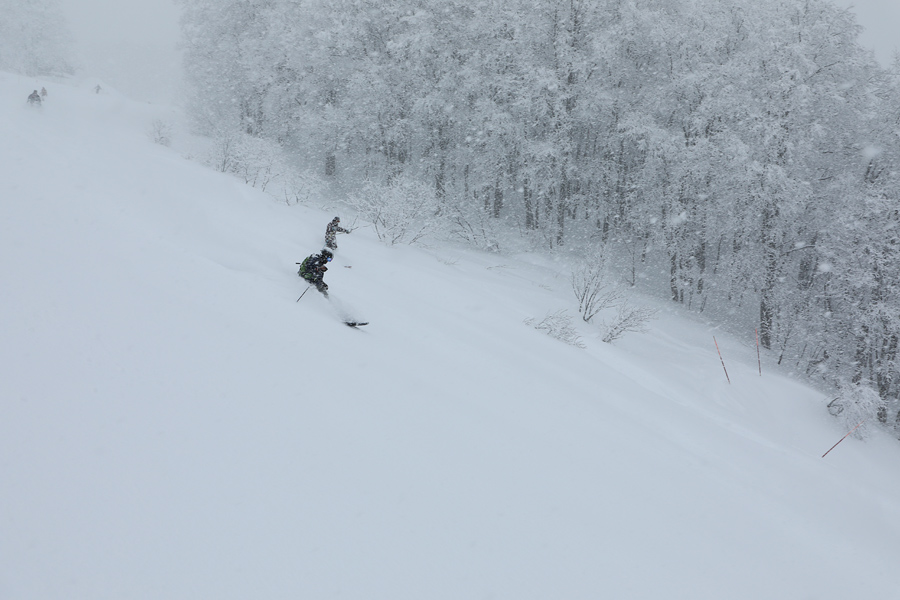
[759,207,778,350]
[524,178,536,230]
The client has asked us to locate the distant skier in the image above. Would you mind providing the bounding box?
[298,248,333,295]
[324,217,349,250]
[27,90,41,106]
[40,87,47,99]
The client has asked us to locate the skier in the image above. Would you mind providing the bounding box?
[324,217,349,250]
[27,90,41,106]
[40,87,47,99]
[298,248,333,295]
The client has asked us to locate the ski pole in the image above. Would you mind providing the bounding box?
[296,285,311,302]
[822,418,868,458]
[714,336,731,384]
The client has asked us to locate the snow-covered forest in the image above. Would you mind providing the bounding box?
[179,0,900,433]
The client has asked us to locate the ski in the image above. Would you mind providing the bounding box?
[344,321,369,328]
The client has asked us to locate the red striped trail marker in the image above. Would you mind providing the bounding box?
[714,336,731,384]
[822,419,868,458]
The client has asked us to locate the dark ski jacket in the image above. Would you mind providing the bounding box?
[298,252,330,283]
[28,91,41,105]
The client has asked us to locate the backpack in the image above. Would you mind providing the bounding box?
[298,256,311,277]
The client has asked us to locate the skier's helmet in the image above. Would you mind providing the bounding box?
[333,216,340,223]
[321,248,334,260]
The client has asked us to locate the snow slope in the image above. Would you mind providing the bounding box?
[3,74,900,600]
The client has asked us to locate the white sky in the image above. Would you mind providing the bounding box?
[834,0,900,65]
[60,0,180,47]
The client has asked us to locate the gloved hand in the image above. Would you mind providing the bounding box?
[319,266,328,272]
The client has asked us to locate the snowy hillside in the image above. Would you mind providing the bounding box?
[3,74,900,600]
